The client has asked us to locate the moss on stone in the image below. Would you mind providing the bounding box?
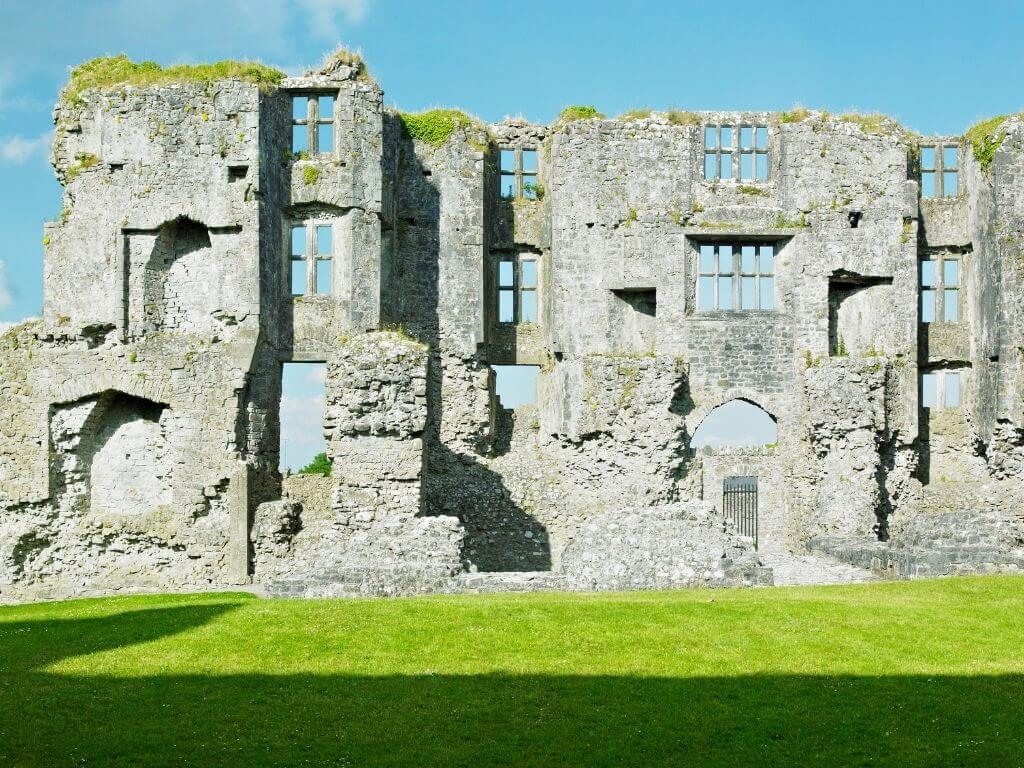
[65,152,100,182]
[774,212,809,229]
[781,108,812,124]
[398,109,476,148]
[618,109,652,121]
[556,105,605,124]
[966,115,1010,173]
[302,165,320,185]
[61,55,285,106]
[738,185,769,196]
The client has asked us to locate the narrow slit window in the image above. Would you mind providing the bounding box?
[922,372,937,409]
[315,259,332,295]
[291,226,308,296]
[498,258,516,322]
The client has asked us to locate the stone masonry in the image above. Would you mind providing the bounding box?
[2,51,1023,601]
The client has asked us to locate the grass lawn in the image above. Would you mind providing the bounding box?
[1,577,1023,767]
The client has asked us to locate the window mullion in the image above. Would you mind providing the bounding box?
[306,225,315,295]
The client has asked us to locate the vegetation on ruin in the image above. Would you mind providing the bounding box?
[3,577,1024,766]
[64,153,100,182]
[780,107,812,123]
[310,47,374,83]
[774,211,809,229]
[618,108,652,121]
[398,109,477,148]
[556,105,605,124]
[60,55,286,106]
[298,452,331,476]
[839,112,898,135]
[965,115,1010,173]
[302,165,320,185]
[666,110,700,127]
[738,185,769,196]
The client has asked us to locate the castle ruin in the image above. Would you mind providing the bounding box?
[2,52,1023,601]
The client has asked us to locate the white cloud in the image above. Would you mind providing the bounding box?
[297,0,371,40]
[0,130,51,165]
[0,260,11,311]
[280,392,327,471]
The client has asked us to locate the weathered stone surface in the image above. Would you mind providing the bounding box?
[3,55,1024,602]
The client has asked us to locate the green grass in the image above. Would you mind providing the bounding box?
[61,55,285,106]
[2,576,1024,766]
[557,104,605,124]
[966,115,1011,173]
[398,108,476,147]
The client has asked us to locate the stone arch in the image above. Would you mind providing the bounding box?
[142,216,214,334]
[689,396,778,449]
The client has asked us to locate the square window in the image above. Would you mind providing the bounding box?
[521,149,538,173]
[755,126,768,149]
[755,153,768,180]
[700,245,716,273]
[292,125,307,154]
[719,152,733,179]
[740,126,753,149]
[292,97,308,121]
[740,153,753,180]
[317,123,334,153]
[704,152,717,179]
[921,289,936,323]
[705,126,718,149]
[741,276,756,309]
[318,95,334,119]
[741,246,756,273]
[943,288,959,322]
[921,260,936,287]
[920,147,936,170]
[922,373,937,408]
[921,171,936,198]
[698,276,715,310]
[942,146,958,170]
[315,259,332,295]
[291,260,307,296]
[499,261,515,287]
[759,276,774,309]
[292,226,306,257]
[521,260,537,289]
[500,175,515,199]
[943,260,959,286]
[500,149,516,173]
[717,276,734,309]
[521,291,537,322]
[943,171,958,196]
[944,372,961,407]
[316,225,332,255]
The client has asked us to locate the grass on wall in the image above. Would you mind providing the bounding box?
[3,576,1024,766]
[966,115,1011,173]
[61,55,286,106]
[398,109,476,147]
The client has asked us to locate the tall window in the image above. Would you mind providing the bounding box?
[697,243,775,311]
[921,369,962,410]
[920,143,958,198]
[499,148,540,200]
[497,254,538,323]
[920,255,960,323]
[705,124,768,181]
[290,223,333,296]
[292,94,335,155]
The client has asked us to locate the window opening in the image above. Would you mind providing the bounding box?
[493,365,540,408]
[289,222,335,296]
[280,362,328,473]
[922,369,964,410]
[291,93,336,155]
[920,254,960,323]
[697,243,774,311]
[705,123,768,181]
[496,253,539,323]
[920,142,959,198]
[499,147,540,200]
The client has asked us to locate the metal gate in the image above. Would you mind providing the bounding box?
[723,476,758,549]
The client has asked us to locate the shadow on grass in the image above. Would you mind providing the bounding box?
[1,602,1022,767]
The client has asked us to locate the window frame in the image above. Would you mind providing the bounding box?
[921,368,964,410]
[919,141,959,199]
[705,123,769,182]
[499,146,540,200]
[920,253,961,324]
[496,252,540,324]
[696,242,776,312]
[287,220,335,297]
[291,92,337,156]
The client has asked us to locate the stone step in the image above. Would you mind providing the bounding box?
[758,551,878,587]
[454,571,568,593]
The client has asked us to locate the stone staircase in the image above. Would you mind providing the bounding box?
[758,550,878,586]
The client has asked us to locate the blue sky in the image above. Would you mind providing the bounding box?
[1,0,1021,463]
